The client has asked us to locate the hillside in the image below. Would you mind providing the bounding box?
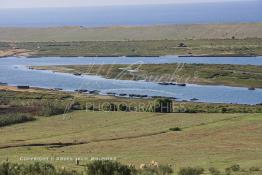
[0,23,262,42]
[0,111,261,171]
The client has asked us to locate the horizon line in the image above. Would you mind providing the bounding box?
[0,0,255,9]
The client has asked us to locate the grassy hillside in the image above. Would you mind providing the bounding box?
[0,111,261,172]
[0,23,262,42]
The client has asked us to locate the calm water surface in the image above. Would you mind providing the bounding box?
[0,56,262,105]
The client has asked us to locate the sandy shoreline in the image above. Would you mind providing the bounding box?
[0,49,34,58]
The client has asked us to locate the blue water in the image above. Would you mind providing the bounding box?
[0,56,262,105]
[0,1,261,27]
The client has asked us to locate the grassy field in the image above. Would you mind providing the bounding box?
[33,63,262,88]
[0,23,262,57]
[0,111,261,173]
[0,23,262,42]
[0,39,261,57]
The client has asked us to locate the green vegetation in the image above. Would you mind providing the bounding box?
[1,90,262,115]
[0,110,261,171]
[169,127,182,132]
[0,114,35,127]
[154,99,173,113]
[0,162,79,175]
[209,167,221,175]
[0,90,74,117]
[86,160,137,175]
[0,38,260,57]
[34,63,262,88]
[178,167,204,175]
[1,161,260,175]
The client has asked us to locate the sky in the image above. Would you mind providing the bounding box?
[0,0,248,8]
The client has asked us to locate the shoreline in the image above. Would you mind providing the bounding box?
[31,64,262,89]
[1,54,262,59]
[1,85,261,106]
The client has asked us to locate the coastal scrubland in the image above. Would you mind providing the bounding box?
[33,63,262,88]
[0,23,262,57]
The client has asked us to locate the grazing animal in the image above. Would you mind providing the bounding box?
[150,160,159,167]
[75,159,80,166]
[140,164,147,169]
[128,164,136,169]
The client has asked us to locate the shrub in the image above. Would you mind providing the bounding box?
[101,103,117,112]
[249,166,260,172]
[229,164,240,172]
[70,102,82,110]
[40,101,66,116]
[178,167,204,175]
[85,160,135,175]
[221,107,227,113]
[209,167,221,175]
[169,127,182,131]
[157,165,173,175]
[0,162,81,175]
[0,114,35,127]
[154,99,173,113]
[139,165,173,175]
[26,162,56,175]
[118,104,129,112]
[225,168,231,175]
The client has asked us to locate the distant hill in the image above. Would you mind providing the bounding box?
[0,23,262,42]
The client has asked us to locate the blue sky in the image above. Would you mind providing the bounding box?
[0,0,247,8]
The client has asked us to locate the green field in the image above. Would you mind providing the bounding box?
[33,63,262,88]
[0,38,261,57]
[0,111,261,173]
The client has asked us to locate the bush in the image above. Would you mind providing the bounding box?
[249,166,260,172]
[169,127,182,131]
[229,164,240,172]
[178,167,204,175]
[225,168,231,175]
[101,103,117,112]
[70,102,83,110]
[40,101,66,116]
[0,162,81,175]
[85,160,135,175]
[157,165,173,175]
[118,104,129,112]
[139,165,173,175]
[209,167,221,175]
[0,114,35,127]
[154,99,173,113]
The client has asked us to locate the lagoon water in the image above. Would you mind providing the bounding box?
[0,1,261,27]
[0,56,262,105]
